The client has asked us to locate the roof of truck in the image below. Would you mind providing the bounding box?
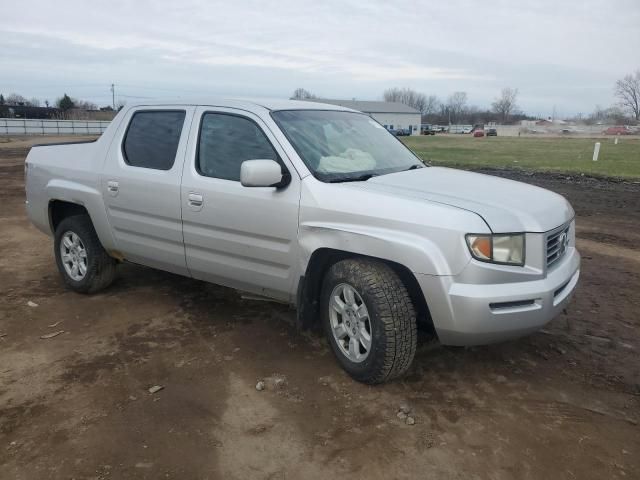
[125,98,357,112]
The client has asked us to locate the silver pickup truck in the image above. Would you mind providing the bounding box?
[25,99,580,384]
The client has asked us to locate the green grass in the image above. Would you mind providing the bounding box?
[401,135,640,179]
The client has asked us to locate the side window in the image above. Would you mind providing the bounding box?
[122,110,186,170]
[197,113,279,181]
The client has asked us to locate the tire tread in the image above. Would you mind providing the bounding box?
[54,214,117,293]
[323,258,417,384]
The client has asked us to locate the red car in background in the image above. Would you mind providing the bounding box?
[473,129,485,137]
[604,126,633,135]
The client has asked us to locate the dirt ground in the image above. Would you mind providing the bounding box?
[1,136,639,480]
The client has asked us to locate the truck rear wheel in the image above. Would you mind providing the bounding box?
[321,258,417,384]
[54,215,117,293]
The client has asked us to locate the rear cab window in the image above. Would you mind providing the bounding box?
[122,110,186,170]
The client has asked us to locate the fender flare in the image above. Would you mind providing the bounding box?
[298,222,453,277]
[46,179,117,252]
[295,223,458,331]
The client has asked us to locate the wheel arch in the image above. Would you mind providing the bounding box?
[48,200,89,233]
[47,199,121,260]
[296,247,433,334]
[43,178,118,254]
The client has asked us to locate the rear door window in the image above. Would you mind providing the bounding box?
[122,110,186,170]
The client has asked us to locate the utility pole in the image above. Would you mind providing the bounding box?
[110,83,115,110]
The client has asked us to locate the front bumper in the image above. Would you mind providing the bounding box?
[417,247,580,346]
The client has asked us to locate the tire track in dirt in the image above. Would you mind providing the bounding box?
[577,238,640,263]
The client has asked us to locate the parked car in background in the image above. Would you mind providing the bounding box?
[25,98,580,384]
[560,128,584,134]
[604,126,633,135]
[387,127,408,136]
[486,128,498,137]
[473,129,485,137]
[421,124,435,135]
[449,125,473,134]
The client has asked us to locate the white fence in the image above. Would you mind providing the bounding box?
[0,118,110,135]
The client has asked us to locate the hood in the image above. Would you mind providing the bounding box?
[348,167,573,233]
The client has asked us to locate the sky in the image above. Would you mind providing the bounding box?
[1,0,639,118]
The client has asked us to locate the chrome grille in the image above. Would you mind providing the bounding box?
[546,223,571,268]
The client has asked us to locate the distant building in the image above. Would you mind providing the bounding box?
[302,99,421,135]
[536,117,567,126]
[520,120,537,128]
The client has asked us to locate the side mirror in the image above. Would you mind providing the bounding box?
[240,159,290,188]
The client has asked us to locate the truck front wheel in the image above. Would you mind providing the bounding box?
[321,259,417,384]
[54,215,117,293]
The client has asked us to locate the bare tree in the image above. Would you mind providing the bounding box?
[74,99,98,110]
[5,93,29,105]
[446,92,467,123]
[291,88,316,100]
[614,70,640,121]
[382,87,428,114]
[413,95,427,115]
[4,93,43,107]
[491,87,519,123]
[423,95,440,116]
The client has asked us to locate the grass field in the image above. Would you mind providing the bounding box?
[402,135,640,179]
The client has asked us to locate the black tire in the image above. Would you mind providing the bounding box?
[54,215,117,293]
[321,258,417,384]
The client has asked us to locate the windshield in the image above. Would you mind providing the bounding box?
[271,110,424,182]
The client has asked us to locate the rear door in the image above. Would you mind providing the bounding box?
[101,106,195,275]
[180,107,301,301]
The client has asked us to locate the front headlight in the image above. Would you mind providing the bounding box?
[466,233,525,266]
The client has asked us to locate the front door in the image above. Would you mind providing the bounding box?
[180,107,301,301]
[101,106,195,276]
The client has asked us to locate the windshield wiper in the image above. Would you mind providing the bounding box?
[403,164,425,171]
[327,164,424,183]
[327,173,376,183]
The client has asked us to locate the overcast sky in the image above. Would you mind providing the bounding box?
[1,0,639,117]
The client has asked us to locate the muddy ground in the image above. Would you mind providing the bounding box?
[1,136,639,479]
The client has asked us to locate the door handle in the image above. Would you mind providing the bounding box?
[107,180,119,195]
[188,193,204,207]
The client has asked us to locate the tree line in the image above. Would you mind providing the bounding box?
[293,86,530,124]
[0,92,100,112]
[292,68,640,125]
